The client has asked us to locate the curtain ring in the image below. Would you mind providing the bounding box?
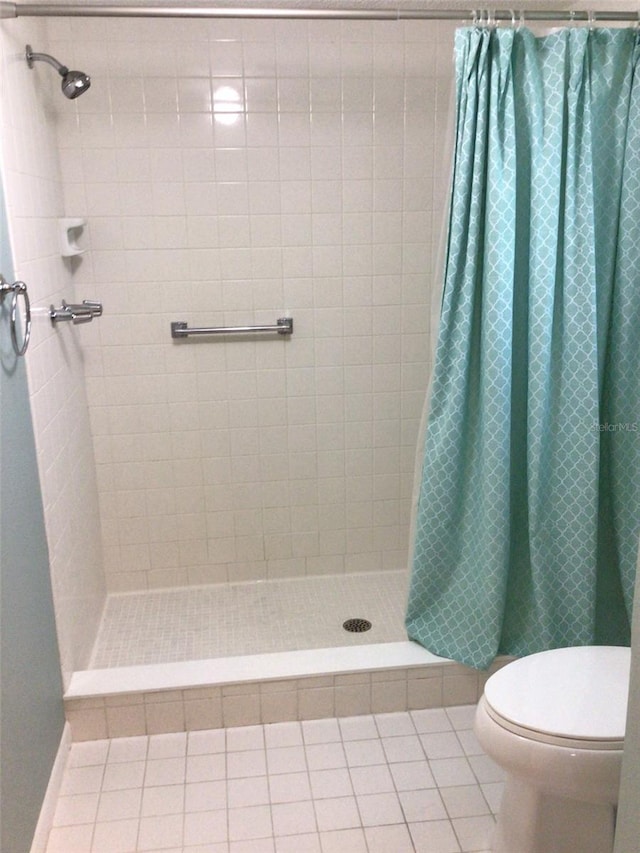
[587,10,596,29]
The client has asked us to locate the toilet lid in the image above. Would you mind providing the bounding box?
[484,646,631,742]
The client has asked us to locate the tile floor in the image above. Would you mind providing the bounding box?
[92,571,409,668]
[46,704,503,853]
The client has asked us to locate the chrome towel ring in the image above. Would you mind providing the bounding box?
[0,273,31,356]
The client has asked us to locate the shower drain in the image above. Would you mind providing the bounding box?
[343,618,372,633]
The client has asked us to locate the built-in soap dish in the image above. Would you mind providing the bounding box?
[59,217,87,257]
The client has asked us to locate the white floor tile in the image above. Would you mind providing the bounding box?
[272,799,317,835]
[264,721,303,748]
[266,745,306,775]
[91,817,140,853]
[143,756,186,787]
[53,793,99,826]
[411,708,454,733]
[457,728,484,756]
[46,706,499,853]
[399,787,448,822]
[230,840,275,853]
[228,775,270,808]
[446,706,477,730]
[365,823,415,852]
[183,808,229,845]
[60,765,104,796]
[429,757,477,788]
[318,827,368,852]
[480,781,504,813]
[275,832,322,852]
[374,711,417,737]
[268,771,312,803]
[409,818,462,853]
[46,823,94,853]
[228,804,273,841]
[309,768,353,799]
[147,732,187,760]
[96,788,142,822]
[227,725,265,752]
[142,783,186,815]
[381,733,424,763]
[344,738,386,767]
[101,760,146,792]
[137,813,183,851]
[338,715,378,741]
[349,763,394,795]
[356,791,405,826]
[305,741,346,771]
[468,754,506,784]
[107,736,148,764]
[389,759,436,790]
[227,750,267,779]
[302,718,341,745]
[440,784,491,818]
[314,795,361,831]
[452,814,497,851]
[420,731,466,760]
[187,728,226,755]
[68,741,110,768]
[187,752,227,782]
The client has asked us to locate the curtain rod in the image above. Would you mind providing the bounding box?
[1,4,639,22]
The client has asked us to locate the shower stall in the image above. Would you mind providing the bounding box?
[0,3,503,738]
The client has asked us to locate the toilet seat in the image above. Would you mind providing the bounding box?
[484,646,630,750]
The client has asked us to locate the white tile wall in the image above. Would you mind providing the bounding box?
[42,15,455,593]
[0,17,106,686]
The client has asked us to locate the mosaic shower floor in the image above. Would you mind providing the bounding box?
[91,571,410,669]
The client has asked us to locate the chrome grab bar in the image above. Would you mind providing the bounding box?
[171,317,293,339]
[50,299,103,325]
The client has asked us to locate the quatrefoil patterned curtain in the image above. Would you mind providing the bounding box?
[406,26,640,670]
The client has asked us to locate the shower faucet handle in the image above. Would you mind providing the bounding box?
[50,298,103,325]
[65,299,103,319]
[70,309,93,325]
[81,300,103,317]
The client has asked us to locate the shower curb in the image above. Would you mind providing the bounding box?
[64,644,512,741]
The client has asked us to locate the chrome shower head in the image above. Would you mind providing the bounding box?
[60,69,91,99]
[26,44,91,99]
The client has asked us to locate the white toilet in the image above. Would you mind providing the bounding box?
[474,645,631,853]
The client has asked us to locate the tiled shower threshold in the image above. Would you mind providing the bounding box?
[65,571,491,740]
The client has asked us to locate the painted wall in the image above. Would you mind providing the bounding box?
[0,185,65,852]
[42,15,454,593]
[0,16,106,687]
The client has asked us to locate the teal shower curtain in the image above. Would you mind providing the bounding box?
[406,26,640,670]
